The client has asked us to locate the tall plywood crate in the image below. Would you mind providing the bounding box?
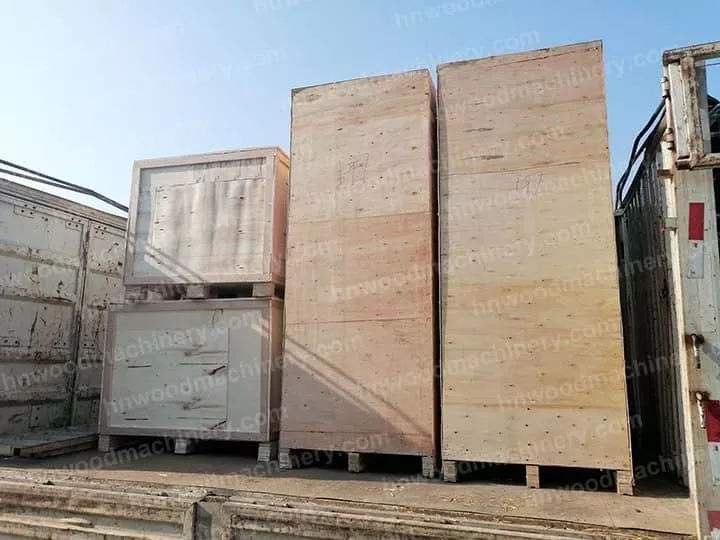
[280,70,437,475]
[124,147,289,298]
[438,42,633,491]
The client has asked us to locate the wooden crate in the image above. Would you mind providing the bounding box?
[438,42,633,486]
[99,298,283,458]
[124,147,288,290]
[280,70,437,472]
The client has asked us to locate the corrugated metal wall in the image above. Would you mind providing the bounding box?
[616,127,688,486]
[0,178,126,434]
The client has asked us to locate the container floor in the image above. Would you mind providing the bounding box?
[0,444,692,537]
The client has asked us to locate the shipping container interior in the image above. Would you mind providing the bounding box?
[616,62,720,500]
[0,178,126,449]
[4,49,718,539]
[616,123,688,488]
[0,157,699,534]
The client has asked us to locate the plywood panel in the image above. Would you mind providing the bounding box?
[286,214,431,323]
[125,147,289,286]
[226,308,263,435]
[106,361,228,430]
[283,319,434,455]
[439,41,632,470]
[271,152,289,284]
[281,70,437,457]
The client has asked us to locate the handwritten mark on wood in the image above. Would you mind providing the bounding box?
[514,173,544,197]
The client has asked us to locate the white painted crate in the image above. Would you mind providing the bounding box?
[100,298,283,444]
[124,147,288,289]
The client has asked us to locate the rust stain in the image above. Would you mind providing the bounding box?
[28,310,39,343]
[8,413,25,424]
[207,365,227,376]
[182,396,202,410]
[183,346,225,357]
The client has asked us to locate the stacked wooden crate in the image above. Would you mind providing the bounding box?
[99,147,288,461]
[438,42,633,491]
[279,71,438,476]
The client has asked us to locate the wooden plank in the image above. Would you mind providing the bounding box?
[257,441,278,463]
[348,452,367,473]
[439,42,632,472]
[616,469,634,495]
[124,147,288,288]
[268,300,284,437]
[226,307,264,435]
[0,426,97,458]
[272,150,289,284]
[281,70,437,458]
[526,465,540,488]
[173,438,197,454]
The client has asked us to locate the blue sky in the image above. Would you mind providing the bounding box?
[0,0,718,215]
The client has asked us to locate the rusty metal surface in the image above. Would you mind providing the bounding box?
[72,222,125,426]
[663,41,720,65]
[0,179,126,435]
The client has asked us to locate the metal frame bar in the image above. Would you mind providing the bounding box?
[664,42,720,65]
[667,42,720,170]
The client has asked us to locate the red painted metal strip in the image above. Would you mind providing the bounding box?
[689,202,705,241]
[705,401,720,443]
[708,510,720,530]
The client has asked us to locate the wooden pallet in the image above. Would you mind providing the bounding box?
[98,434,279,463]
[124,281,283,302]
[0,426,98,458]
[441,460,633,495]
[279,448,436,478]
